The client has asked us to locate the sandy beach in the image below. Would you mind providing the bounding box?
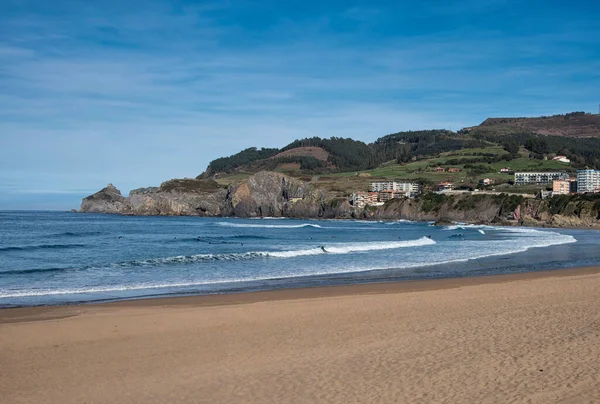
[3,268,600,403]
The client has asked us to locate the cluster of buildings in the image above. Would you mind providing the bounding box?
[350,169,600,209]
[352,181,421,208]
[434,167,460,173]
[515,170,600,195]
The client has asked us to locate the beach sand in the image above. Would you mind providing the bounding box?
[3,267,600,403]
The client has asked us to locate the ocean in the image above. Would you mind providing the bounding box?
[0,211,598,307]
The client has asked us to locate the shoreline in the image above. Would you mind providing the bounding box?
[3,264,600,403]
[3,265,600,323]
[72,210,600,231]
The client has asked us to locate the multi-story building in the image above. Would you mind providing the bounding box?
[552,178,577,195]
[514,172,568,185]
[577,170,600,193]
[369,181,396,192]
[396,182,420,196]
[370,181,420,196]
[352,192,381,208]
[378,190,395,202]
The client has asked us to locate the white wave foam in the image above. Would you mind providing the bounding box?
[442,223,489,231]
[0,279,252,299]
[110,237,437,266]
[217,222,322,229]
[267,237,436,258]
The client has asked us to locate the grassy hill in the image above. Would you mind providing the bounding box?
[202,112,600,196]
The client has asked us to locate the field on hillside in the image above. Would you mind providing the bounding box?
[330,147,572,183]
[211,144,574,199]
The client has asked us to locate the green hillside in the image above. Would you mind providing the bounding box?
[203,112,600,195]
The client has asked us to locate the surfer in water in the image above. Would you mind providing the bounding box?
[320,246,328,253]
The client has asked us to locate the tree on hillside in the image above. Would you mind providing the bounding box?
[502,140,520,155]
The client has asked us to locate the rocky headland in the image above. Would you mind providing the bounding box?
[80,171,600,229]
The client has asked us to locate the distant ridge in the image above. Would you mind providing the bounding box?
[468,112,600,138]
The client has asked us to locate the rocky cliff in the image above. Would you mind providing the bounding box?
[369,193,600,228]
[80,172,600,228]
[80,171,342,218]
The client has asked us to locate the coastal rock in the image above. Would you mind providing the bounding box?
[127,179,228,216]
[80,180,228,216]
[80,184,130,214]
[433,218,455,226]
[230,171,324,217]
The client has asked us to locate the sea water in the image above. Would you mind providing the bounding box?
[0,211,598,307]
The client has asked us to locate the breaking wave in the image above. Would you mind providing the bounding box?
[217,222,323,229]
[0,243,86,253]
[121,237,436,264]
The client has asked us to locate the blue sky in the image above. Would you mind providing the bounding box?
[1,0,599,209]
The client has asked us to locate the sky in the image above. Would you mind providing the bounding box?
[1,0,599,210]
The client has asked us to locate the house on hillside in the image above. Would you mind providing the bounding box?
[500,167,511,173]
[479,178,495,186]
[552,156,571,163]
[447,167,460,173]
[436,182,454,192]
[434,167,446,172]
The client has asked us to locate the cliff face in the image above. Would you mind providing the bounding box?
[126,179,229,216]
[371,196,503,223]
[80,172,600,228]
[80,172,333,218]
[370,194,600,228]
[229,171,324,217]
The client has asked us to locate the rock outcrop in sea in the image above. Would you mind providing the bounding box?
[80,171,600,228]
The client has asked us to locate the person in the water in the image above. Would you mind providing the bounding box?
[320,246,328,253]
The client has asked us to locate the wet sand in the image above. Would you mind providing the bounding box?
[2,267,600,403]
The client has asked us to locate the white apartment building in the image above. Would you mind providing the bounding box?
[514,172,568,185]
[369,181,395,192]
[577,170,600,193]
[370,181,420,195]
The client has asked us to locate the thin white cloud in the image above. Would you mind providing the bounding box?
[0,0,598,209]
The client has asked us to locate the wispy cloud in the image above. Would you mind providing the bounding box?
[1,0,599,208]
